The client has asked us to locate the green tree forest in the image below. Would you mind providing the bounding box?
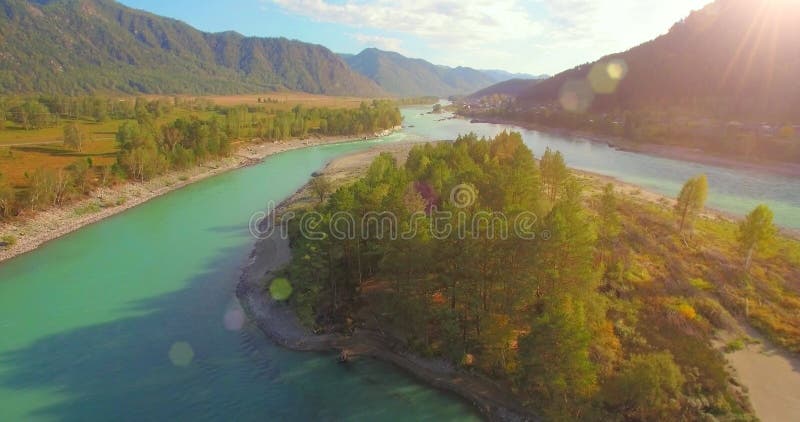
[280,132,800,420]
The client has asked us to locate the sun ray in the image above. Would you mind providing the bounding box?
[718,0,768,91]
[739,1,771,95]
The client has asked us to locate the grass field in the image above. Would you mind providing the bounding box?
[0,119,120,147]
[0,139,118,187]
[0,118,123,187]
[0,92,373,188]
[1,114,183,187]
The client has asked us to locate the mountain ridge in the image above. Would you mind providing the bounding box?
[0,0,385,96]
[342,48,524,97]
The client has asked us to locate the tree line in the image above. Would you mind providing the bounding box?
[224,100,401,141]
[0,95,207,130]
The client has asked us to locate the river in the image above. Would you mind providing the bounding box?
[402,105,800,229]
[0,104,798,421]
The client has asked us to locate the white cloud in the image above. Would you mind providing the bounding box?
[351,33,405,53]
[270,0,543,48]
[267,0,713,73]
[534,0,713,50]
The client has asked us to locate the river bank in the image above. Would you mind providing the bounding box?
[466,116,800,179]
[237,143,539,422]
[0,128,400,263]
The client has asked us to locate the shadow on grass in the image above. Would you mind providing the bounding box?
[12,146,112,157]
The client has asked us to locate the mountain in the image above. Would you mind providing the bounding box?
[342,48,498,97]
[0,0,385,96]
[478,69,547,82]
[467,78,542,100]
[513,0,800,120]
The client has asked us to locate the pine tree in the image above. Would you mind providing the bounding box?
[63,122,86,151]
[540,147,568,202]
[674,174,708,232]
[536,179,598,300]
[738,204,776,272]
[518,297,597,419]
[598,183,621,243]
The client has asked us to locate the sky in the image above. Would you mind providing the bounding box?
[118,0,714,76]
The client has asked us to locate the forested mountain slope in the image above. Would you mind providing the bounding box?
[511,0,800,120]
[0,0,385,96]
[343,48,498,97]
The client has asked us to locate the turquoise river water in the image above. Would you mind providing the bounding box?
[0,105,798,421]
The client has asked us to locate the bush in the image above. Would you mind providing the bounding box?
[667,298,698,321]
[724,338,745,353]
[677,303,698,320]
[1,234,16,248]
[604,352,684,420]
[74,202,101,216]
[692,297,728,329]
[689,277,714,291]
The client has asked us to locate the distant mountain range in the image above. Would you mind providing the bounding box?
[0,0,384,96]
[478,69,547,83]
[481,0,800,120]
[341,48,544,97]
[467,78,542,100]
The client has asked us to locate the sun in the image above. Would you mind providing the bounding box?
[719,0,800,90]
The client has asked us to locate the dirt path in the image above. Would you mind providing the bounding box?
[719,325,800,422]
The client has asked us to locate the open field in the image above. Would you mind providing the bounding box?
[0,92,379,189]
[0,107,220,147]
[0,139,118,187]
[0,119,120,147]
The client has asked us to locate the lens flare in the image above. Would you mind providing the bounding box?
[168,341,194,367]
[270,277,293,301]
[607,59,628,80]
[559,79,594,112]
[224,307,245,331]
[588,59,627,94]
